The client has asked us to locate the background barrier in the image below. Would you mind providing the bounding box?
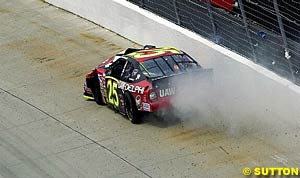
[45,0,300,124]
[128,0,300,85]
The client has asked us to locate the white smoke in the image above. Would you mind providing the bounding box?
[169,69,298,136]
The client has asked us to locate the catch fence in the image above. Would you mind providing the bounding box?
[127,0,300,85]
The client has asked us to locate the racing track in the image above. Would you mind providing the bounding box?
[0,0,300,178]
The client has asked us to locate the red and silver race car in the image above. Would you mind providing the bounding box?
[83,45,212,124]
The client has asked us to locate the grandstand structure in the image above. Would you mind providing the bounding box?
[127,0,300,85]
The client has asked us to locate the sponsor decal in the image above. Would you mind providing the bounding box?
[143,103,150,111]
[98,74,105,88]
[135,74,141,80]
[118,81,145,94]
[135,95,141,110]
[159,87,176,97]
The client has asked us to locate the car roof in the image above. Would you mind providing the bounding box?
[124,46,183,62]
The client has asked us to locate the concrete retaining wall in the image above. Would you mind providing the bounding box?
[45,0,300,127]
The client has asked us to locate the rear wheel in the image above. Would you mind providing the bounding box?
[124,92,141,124]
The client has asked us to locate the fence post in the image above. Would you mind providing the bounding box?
[206,0,217,42]
[237,0,257,63]
[273,0,296,82]
[173,0,181,25]
[139,0,144,7]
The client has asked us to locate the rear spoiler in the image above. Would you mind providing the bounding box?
[143,45,156,49]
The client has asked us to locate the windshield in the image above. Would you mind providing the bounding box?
[140,54,199,78]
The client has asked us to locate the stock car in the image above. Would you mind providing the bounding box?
[83,45,212,124]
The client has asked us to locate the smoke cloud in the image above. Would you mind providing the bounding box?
[169,69,297,136]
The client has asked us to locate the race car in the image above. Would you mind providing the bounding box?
[83,45,212,124]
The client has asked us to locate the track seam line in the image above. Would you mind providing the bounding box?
[0,87,153,178]
[7,142,95,168]
[0,116,48,133]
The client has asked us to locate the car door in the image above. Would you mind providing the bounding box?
[105,58,127,111]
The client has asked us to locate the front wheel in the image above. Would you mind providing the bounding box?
[89,78,104,105]
[124,92,141,124]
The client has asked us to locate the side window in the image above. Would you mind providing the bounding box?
[110,58,127,79]
[143,60,164,78]
[163,56,181,72]
[121,61,134,82]
[172,54,198,71]
[154,57,174,75]
[172,55,185,70]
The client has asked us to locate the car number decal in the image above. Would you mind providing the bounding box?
[106,78,119,107]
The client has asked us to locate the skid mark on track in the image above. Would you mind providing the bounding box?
[4,37,87,80]
[219,146,230,155]
[0,9,10,14]
[80,33,106,44]
[33,57,55,63]
[166,128,224,147]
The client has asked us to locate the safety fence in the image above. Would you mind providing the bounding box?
[127,0,300,85]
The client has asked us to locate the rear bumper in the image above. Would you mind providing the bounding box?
[147,97,173,112]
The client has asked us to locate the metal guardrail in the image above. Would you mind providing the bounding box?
[127,0,300,85]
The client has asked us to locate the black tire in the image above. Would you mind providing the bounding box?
[124,92,141,124]
[90,78,104,105]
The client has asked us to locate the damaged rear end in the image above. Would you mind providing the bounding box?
[147,68,213,112]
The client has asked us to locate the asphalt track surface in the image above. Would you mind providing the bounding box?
[1,0,300,178]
